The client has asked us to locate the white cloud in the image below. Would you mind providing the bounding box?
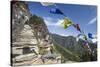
[43,17,64,26]
[92,39,97,43]
[60,33,68,36]
[88,17,97,25]
[89,34,97,43]
[93,34,97,38]
[55,19,64,26]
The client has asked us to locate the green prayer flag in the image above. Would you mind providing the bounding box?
[61,18,73,29]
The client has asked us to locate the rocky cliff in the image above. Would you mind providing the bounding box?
[11,1,31,42]
[11,1,61,66]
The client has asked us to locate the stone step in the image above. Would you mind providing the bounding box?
[13,53,38,62]
[12,41,37,46]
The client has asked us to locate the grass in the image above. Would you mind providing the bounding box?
[53,40,81,62]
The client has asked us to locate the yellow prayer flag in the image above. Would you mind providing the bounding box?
[61,18,73,29]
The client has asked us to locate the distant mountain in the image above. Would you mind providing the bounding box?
[51,34,97,62]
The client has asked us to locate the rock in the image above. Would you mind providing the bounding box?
[11,1,31,42]
[13,53,37,62]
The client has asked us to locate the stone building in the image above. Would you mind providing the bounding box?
[11,1,61,66]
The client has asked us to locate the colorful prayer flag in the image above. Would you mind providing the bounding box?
[50,8,64,15]
[88,33,94,39]
[61,18,73,29]
[77,33,87,41]
[73,24,81,32]
[83,34,87,40]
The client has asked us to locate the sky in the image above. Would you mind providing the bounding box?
[27,2,97,37]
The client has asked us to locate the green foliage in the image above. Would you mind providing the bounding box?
[29,15,44,25]
[53,40,81,62]
[39,48,48,55]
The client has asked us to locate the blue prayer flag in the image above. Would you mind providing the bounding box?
[88,33,94,39]
[50,8,63,15]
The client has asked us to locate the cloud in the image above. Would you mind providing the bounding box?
[89,34,97,43]
[59,33,68,36]
[43,17,77,37]
[55,19,64,26]
[91,39,97,43]
[88,17,97,25]
[43,17,63,26]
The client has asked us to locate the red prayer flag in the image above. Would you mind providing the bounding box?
[73,24,81,32]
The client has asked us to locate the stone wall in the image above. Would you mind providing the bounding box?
[11,1,61,66]
[11,1,31,42]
